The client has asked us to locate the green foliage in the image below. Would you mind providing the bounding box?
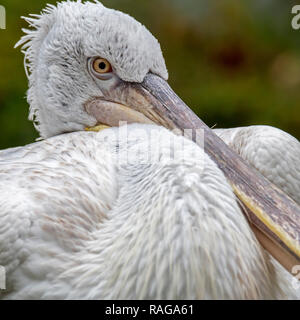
[0,0,299,149]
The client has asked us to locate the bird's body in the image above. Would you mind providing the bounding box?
[0,125,298,299]
[1,1,300,299]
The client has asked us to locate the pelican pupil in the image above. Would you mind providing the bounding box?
[99,62,106,70]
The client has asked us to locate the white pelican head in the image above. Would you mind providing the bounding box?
[16,0,168,138]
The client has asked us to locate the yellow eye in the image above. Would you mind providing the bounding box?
[92,57,112,74]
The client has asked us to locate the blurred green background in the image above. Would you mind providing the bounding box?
[0,0,299,149]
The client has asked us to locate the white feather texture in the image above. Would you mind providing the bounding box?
[0,125,298,299]
[2,0,299,300]
[214,126,300,205]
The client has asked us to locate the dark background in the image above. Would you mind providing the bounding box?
[0,0,299,149]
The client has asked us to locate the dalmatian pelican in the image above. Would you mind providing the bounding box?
[0,0,299,299]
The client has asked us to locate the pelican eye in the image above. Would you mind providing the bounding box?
[92,57,112,74]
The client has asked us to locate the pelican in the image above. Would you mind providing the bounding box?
[0,0,299,299]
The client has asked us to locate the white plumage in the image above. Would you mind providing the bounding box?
[0,1,300,299]
[214,125,300,205]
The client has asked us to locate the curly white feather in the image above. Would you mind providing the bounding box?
[15,1,168,138]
